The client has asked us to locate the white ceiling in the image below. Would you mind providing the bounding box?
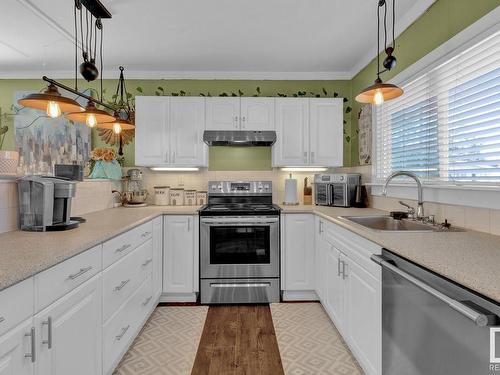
[0,0,435,79]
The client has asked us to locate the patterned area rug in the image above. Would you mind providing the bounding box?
[114,306,208,375]
[270,303,364,375]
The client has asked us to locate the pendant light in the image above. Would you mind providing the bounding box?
[355,0,403,105]
[98,111,135,134]
[17,83,83,118]
[65,100,115,127]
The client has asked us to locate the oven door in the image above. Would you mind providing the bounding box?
[200,216,279,279]
[315,183,330,205]
[331,183,348,207]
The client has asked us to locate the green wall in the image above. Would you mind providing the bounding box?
[0,79,352,167]
[349,0,499,166]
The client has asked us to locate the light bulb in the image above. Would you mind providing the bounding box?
[374,90,384,105]
[86,113,97,128]
[46,101,61,118]
[113,123,122,134]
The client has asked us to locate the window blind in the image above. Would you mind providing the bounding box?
[374,30,500,184]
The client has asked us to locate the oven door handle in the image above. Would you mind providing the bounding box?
[201,217,279,225]
[371,254,495,327]
[210,282,271,288]
[202,222,277,226]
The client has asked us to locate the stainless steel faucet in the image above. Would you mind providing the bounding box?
[382,171,424,219]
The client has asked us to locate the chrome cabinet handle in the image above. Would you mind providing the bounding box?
[165,150,169,163]
[371,254,494,326]
[187,218,191,231]
[341,261,347,280]
[68,266,92,280]
[116,325,130,341]
[311,151,315,163]
[172,151,176,163]
[25,327,36,363]
[42,317,52,349]
[116,244,131,253]
[142,296,153,306]
[142,258,153,266]
[337,256,342,277]
[141,231,151,238]
[0,316,4,324]
[319,221,323,234]
[114,279,130,291]
[303,151,308,163]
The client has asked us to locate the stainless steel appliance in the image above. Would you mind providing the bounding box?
[314,173,361,207]
[203,130,276,146]
[372,250,500,375]
[18,175,79,231]
[199,181,280,304]
[112,168,149,207]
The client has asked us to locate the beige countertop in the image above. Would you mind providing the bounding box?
[0,205,200,292]
[2,203,500,304]
[279,204,500,304]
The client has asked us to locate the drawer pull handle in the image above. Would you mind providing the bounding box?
[116,244,131,253]
[25,327,36,363]
[68,266,92,280]
[0,316,4,324]
[116,325,130,341]
[142,296,153,306]
[141,231,151,238]
[142,259,153,266]
[114,279,130,291]
[42,317,53,349]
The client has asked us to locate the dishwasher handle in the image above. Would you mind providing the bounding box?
[371,254,495,327]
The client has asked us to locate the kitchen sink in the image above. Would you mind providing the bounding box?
[340,215,441,232]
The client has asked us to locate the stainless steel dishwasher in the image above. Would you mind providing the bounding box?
[372,249,500,375]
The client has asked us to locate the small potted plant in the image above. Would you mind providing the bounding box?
[87,147,123,180]
[0,107,19,176]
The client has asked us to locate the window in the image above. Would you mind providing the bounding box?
[374,30,500,184]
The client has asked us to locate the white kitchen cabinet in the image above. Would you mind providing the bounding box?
[274,98,309,166]
[324,245,345,332]
[0,319,34,375]
[309,99,343,166]
[135,96,207,167]
[239,98,275,131]
[152,216,163,301]
[314,217,327,301]
[282,214,316,300]
[134,96,169,166]
[34,275,102,375]
[162,215,197,302]
[206,97,240,130]
[273,98,343,167]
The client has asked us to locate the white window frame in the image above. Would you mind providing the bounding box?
[370,7,500,209]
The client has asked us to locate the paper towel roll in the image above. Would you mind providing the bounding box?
[283,178,299,205]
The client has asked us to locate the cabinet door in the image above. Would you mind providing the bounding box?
[34,275,102,375]
[152,217,163,301]
[163,216,195,294]
[206,98,240,130]
[344,257,381,375]
[283,214,315,291]
[314,218,327,301]
[169,97,207,166]
[273,99,309,166]
[309,98,343,167]
[135,96,169,166]
[0,319,34,375]
[240,98,275,131]
[324,246,344,330]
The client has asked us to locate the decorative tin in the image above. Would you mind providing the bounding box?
[184,190,196,206]
[196,191,207,206]
[153,186,170,206]
[169,188,184,206]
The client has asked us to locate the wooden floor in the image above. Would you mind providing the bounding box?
[191,305,285,375]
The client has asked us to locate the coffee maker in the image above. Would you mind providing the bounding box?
[18,176,79,231]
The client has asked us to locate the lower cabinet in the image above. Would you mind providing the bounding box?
[34,274,102,375]
[152,216,163,301]
[162,215,198,302]
[0,318,34,375]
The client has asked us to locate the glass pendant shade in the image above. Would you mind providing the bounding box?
[97,111,135,134]
[355,78,403,105]
[65,100,115,128]
[17,84,83,116]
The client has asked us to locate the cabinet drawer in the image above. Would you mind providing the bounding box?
[102,239,153,322]
[34,245,101,312]
[0,278,33,336]
[103,220,153,268]
[103,276,153,375]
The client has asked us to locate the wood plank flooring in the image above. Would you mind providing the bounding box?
[191,305,285,375]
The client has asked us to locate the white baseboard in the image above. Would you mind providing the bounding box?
[282,290,319,301]
[159,292,197,303]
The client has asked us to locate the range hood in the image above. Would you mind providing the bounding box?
[203,130,276,146]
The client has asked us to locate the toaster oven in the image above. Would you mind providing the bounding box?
[314,174,361,207]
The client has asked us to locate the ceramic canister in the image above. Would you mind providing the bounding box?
[153,186,170,206]
[196,191,207,206]
[184,190,196,206]
[169,188,184,206]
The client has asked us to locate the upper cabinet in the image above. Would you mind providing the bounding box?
[135,96,207,167]
[273,98,343,167]
[206,97,275,131]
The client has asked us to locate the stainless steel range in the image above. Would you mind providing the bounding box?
[199,181,281,304]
